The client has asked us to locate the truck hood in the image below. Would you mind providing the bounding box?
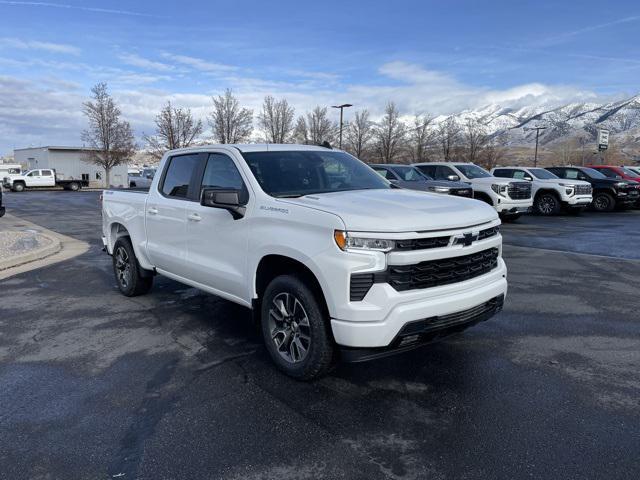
[536,178,590,186]
[280,189,497,232]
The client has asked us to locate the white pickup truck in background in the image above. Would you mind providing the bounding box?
[3,168,89,192]
[102,144,508,379]
[414,162,534,221]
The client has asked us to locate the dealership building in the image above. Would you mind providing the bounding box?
[13,146,129,187]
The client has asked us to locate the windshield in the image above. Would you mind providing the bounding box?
[454,164,492,179]
[582,168,607,179]
[529,168,558,180]
[242,150,391,197]
[620,167,640,178]
[391,166,427,181]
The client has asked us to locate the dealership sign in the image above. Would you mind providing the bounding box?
[597,129,609,151]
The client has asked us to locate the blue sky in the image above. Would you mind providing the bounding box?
[0,0,639,154]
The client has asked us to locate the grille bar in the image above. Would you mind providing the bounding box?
[575,184,592,195]
[507,182,532,200]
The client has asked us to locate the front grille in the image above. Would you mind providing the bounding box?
[395,236,450,251]
[386,247,499,292]
[450,188,473,198]
[507,182,532,199]
[575,184,592,195]
[477,226,499,241]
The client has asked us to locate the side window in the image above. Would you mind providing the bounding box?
[563,169,579,180]
[378,168,396,180]
[201,153,248,203]
[434,165,455,180]
[27,171,37,177]
[372,167,387,178]
[41,170,53,176]
[512,170,527,180]
[493,169,513,178]
[161,154,200,199]
[415,165,435,178]
[599,168,618,178]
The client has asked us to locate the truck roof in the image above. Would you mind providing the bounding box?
[163,144,337,155]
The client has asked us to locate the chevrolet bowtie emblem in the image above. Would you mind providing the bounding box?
[454,232,478,247]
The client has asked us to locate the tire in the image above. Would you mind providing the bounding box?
[260,275,335,380]
[534,192,561,215]
[112,237,153,296]
[592,192,615,212]
[69,182,80,191]
[130,182,136,188]
[13,183,25,192]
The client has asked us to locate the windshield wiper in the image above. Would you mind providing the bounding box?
[275,194,305,198]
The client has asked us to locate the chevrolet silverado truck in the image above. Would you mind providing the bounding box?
[3,168,89,192]
[369,164,473,198]
[546,166,639,212]
[491,166,592,215]
[413,162,533,221]
[102,145,507,380]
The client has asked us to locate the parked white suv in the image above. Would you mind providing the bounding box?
[492,166,593,215]
[414,162,533,221]
[102,145,507,379]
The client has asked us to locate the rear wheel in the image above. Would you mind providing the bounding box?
[69,182,80,191]
[112,237,153,296]
[261,275,335,380]
[535,193,561,215]
[592,192,615,212]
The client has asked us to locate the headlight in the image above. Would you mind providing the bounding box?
[428,186,450,194]
[615,182,627,188]
[491,184,508,196]
[334,231,395,252]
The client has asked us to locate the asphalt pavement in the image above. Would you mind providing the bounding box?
[1,191,639,480]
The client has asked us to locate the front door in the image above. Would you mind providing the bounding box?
[185,152,251,302]
[145,153,203,277]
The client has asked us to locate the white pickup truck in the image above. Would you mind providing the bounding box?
[413,162,533,221]
[3,168,89,192]
[491,166,593,215]
[102,144,508,379]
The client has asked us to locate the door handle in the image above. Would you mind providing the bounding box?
[187,213,201,222]
[148,207,158,215]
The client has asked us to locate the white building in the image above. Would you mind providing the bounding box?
[13,146,129,188]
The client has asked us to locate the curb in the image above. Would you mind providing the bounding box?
[0,233,62,271]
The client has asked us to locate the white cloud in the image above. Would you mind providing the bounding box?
[161,53,237,74]
[0,1,162,18]
[0,37,80,55]
[118,53,174,72]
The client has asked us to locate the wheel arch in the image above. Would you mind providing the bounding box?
[534,188,561,200]
[474,191,494,206]
[254,254,331,319]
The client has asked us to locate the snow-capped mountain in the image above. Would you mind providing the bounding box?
[445,94,640,148]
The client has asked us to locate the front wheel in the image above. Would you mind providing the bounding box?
[261,275,335,380]
[592,192,615,212]
[112,237,153,296]
[535,193,560,215]
[13,183,25,192]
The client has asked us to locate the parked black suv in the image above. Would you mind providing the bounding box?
[546,166,639,212]
[370,164,473,198]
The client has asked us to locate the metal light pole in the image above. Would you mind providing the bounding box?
[524,126,547,167]
[332,103,353,149]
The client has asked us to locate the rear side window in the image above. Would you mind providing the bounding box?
[493,169,513,178]
[161,154,200,199]
[598,168,619,178]
[41,170,53,176]
[434,165,456,180]
[415,165,436,178]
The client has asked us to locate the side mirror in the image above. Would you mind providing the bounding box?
[146,173,153,179]
[447,175,460,182]
[201,188,246,219]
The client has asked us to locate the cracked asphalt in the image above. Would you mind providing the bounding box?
[1,191,639,480]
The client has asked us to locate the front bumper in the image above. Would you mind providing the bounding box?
[331,259,507,348]
[565,195,592,206]
[495,199,533,214]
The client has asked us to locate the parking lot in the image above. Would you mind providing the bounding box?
[1,190,639,480]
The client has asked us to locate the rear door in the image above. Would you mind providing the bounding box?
[40,170,56,187]
[184,152,251,302]
[145,153,204,277]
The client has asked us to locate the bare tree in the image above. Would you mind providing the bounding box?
[463,118,488,163]
[144,101,203,159]
[479,131,508,170]
[293,116,310,144]
[374,102,407,163]
[209,89,253,143]
[258,95,295,143]
[308,106,336,144]
[81,82,135,187]
[344,109,374,159]
[438,116,461,161]
[409,114,436,162]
